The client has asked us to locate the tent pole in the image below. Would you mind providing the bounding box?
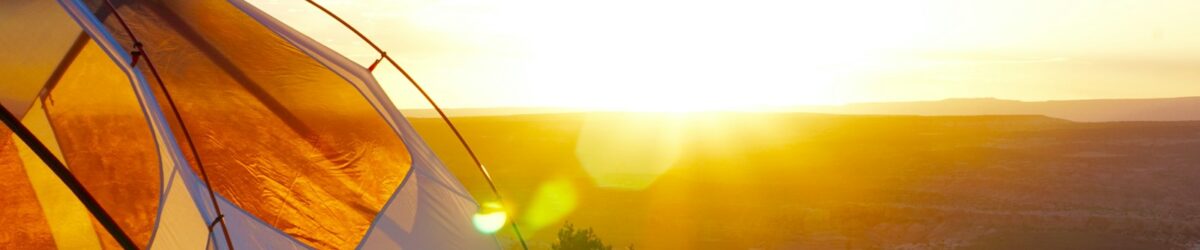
[0,103,139,250]
[303,1,530,249]
[98,1,235,249]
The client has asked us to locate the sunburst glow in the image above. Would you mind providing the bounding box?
[250,0,1200,111]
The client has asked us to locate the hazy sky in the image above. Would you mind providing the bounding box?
[248,0,1200,111]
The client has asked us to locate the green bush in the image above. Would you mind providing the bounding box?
[551,222,612,250]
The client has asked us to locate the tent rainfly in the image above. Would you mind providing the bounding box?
[0,0,501,249]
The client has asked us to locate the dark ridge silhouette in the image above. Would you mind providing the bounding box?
[790,96,1200,122]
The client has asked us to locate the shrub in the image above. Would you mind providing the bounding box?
[551,222,612,250]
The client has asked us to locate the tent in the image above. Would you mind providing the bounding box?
[1,0,502,249]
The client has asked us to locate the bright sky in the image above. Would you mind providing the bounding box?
[248,0,1200,111]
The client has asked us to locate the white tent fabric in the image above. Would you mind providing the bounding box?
[41,0,499,249]
[214,195,311,250]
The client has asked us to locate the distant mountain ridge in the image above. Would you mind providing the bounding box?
[791,97,1200,122]
[400,107,581,118]
[400,97,1200,122]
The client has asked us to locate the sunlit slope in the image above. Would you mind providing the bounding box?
[411,112,1200,249]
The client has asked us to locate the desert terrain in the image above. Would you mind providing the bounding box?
[411,112,1200,249]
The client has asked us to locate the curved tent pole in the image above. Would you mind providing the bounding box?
[302,1,530,249]
[0,103,139,250]
[98,1,236,249]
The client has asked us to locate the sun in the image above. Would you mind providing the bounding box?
[501,0,932,112]
[248,0,947,111]
[547,74,852,112]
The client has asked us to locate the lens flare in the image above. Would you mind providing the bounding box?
[521,177,577,233]
[472,202,507,234]
[575,113,685,189]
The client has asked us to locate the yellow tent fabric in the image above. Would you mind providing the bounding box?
[0,125,58,249]
[44,40,163,249]
[1,0,139,249]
